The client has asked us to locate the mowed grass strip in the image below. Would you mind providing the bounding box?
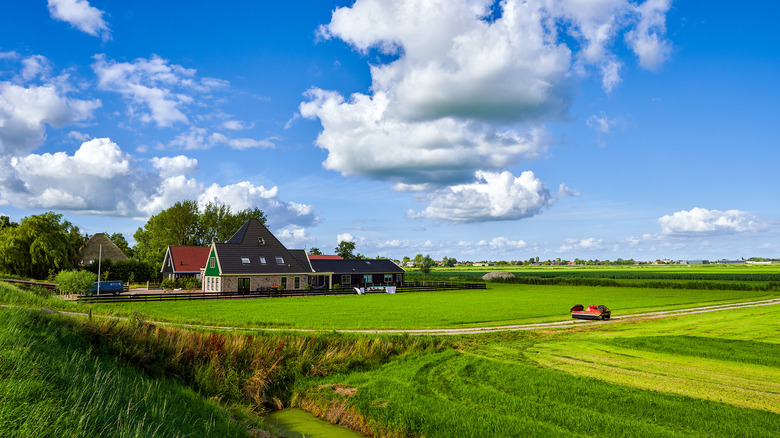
[97,283,780,330]
[525,305,780,413]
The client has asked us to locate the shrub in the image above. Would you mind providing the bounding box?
[54,270,97,295]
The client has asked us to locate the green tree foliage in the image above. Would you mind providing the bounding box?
[308,247,322,255]
[335,241,357,259]
[419,255,435,284]
[195,203,266,245]
[0,215,18,231]
[441,256,456,267]
[54,270,97,295]
[109,233,133,258]
[0,212,80,279]
[85,259,158,283]
[133,201,266,267]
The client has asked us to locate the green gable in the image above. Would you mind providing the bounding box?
[204,247,220,277]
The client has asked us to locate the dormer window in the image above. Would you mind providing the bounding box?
[275,256,284,264]
[241,257,250,264]
[259,257,267,264]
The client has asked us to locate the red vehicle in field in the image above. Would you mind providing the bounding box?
[570,304,611,320]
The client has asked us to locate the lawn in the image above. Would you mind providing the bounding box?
[2,278,779,437]
[97,283,780,330]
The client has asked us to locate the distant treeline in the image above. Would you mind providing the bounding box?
[489,276,780,292]
[410,270,780,282]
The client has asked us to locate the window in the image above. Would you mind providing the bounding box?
[294,277,300,289]
[280,277,287,289]
[258,237,265,245]
[363,274,372,284]
[384,274,393,282]
[259,257,267,264]
[237,278,250,293]
[341,275,351,285]
[241,257,250,264]
[275,257,285,264]
[209,257,215,268]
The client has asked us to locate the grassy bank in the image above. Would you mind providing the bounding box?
[0,307,258,437]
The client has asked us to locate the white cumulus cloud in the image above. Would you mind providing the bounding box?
[658,207,766,235]
[168,127,275,150]
[48,0,111,40]
[0,67,101,157]
[150,155,199,178]
[92,54,227,127]
[0,138,317,226]
[408,170,553,222]
[302,0,673,190]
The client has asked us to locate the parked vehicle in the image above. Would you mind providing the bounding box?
[89,281,124,296]
[570,304,611,320]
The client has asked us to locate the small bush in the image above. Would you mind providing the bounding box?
[54,270,97,295]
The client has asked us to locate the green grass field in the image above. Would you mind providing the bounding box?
[2,267,779,437]
[96,282,780,330]
[306,304,780,437]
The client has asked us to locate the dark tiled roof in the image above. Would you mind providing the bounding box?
[289,249,313,272]
[310,259,405,274]
[216,219,312,274]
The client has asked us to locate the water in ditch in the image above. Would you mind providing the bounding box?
[263,408,366,438]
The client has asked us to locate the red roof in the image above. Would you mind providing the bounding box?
[169,246,211,272]
[307,254,343,260]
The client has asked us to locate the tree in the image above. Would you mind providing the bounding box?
[0,215,17,231]
[335,241,357,259]
[308,247,322,255]
[441,256,456,267]
[135,201,268,267]
[109,232,133,258]
[134,200,200,266]
[195,203,267,245]
[0,212,79,279]
[419,255,435,284]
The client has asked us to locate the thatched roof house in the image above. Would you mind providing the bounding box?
[76,233,128,266]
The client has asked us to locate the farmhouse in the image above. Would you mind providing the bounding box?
[309,258,405,289]
[201,218,406,293]
[160,246,211,280]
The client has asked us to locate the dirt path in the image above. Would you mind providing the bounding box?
[16,297,779,336]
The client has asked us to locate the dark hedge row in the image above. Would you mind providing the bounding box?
[489,276,780,291]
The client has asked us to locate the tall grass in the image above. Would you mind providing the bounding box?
[82,313,449,413]
[0,308,256,437]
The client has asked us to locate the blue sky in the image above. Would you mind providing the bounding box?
[1,0,778,262]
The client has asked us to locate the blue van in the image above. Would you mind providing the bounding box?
[90,281,124,296]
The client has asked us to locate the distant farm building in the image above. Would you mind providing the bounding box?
[76,233,128,266]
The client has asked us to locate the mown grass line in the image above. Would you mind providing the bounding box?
[90,283,780,330]
[310,348,779,437]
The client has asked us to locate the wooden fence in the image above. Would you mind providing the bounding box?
[0,279,58,291]
[77,282,486,304]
